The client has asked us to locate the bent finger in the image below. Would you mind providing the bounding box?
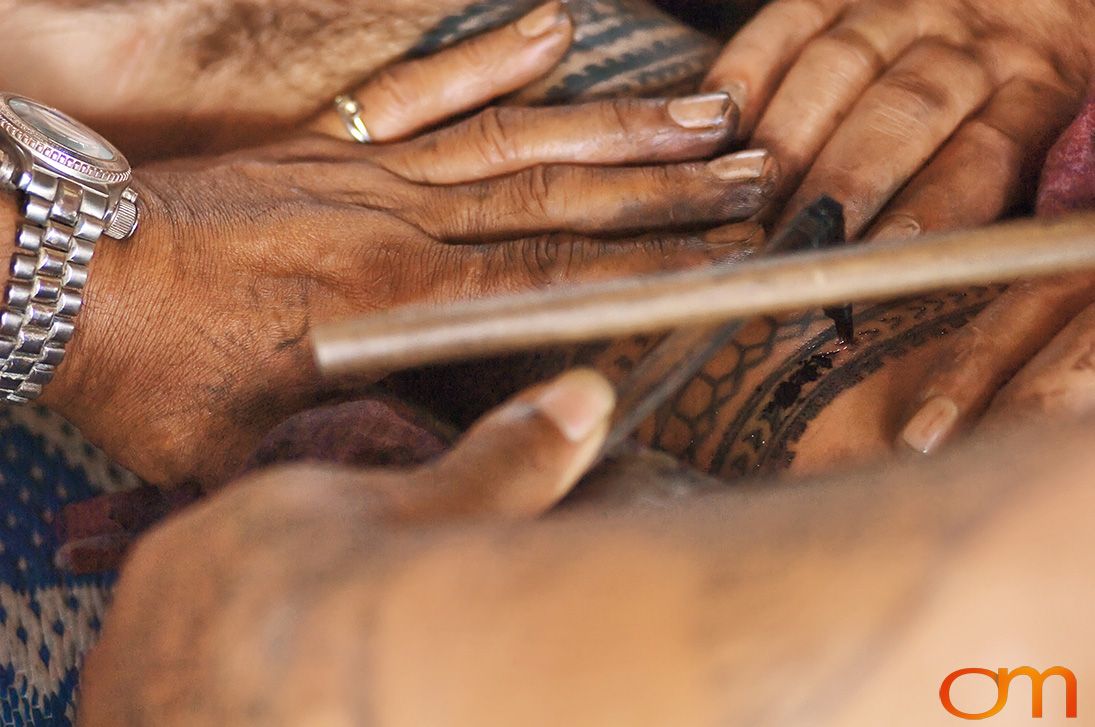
[310,1,573,142]
[780,40,994,237]
[868,78,1077,241]
[897,274,1095,455]
[376,94,738,184]
[405,369,616,520]
[751,1,955,203]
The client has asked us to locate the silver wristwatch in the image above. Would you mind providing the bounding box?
[0,93,139,403]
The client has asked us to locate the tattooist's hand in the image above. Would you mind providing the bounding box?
[896,95,1095,454]
[77,369,614,726]
[32,20,771,489]
[701,0,1092,237]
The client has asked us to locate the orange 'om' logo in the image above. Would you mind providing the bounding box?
[940,667,1077,720]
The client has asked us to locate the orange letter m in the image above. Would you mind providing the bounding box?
[1001,666,1077,719]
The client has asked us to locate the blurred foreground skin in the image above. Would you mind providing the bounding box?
[80,408,1095,726]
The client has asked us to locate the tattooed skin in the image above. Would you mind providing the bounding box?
[411,0,720,101]
[656,289,1002,477]
[386,2,1017,483]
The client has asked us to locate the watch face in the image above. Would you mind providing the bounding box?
[8,98,117,162]
[0,93,130,185]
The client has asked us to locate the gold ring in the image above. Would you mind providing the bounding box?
[333,95,373,144]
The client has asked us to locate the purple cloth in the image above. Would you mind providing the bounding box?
[1037,88,1095,216]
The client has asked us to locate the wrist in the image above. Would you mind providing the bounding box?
[37,178,160,438]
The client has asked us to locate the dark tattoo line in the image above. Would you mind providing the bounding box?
[647,313,817,465]
[710,289,1000,477]
[542,36,713,102]
[413,0,716,103]
[408,0,537,56]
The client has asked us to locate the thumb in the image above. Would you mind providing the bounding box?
[406,369,616,521]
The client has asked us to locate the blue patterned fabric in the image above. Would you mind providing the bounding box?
[0,406,136,725]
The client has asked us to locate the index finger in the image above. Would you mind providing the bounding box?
[311,1,574,142]
[702,0,848,138]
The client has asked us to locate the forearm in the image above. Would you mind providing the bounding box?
[309,415,1095,725]
[83,411,1095,724]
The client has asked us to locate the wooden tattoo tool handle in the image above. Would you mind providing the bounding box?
[313,212,1095,376]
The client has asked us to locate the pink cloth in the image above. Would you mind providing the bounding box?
[56,396,455,574]
[1037,89,1095,216]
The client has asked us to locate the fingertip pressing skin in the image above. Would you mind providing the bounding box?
[868,215,922,242]
[701,0,846,138]
[525,369,616,500]
[897,276,1095,455]
[532,368,617,444]
[665,92,736,131]
[514,1,570,40]
[899,395,959,454]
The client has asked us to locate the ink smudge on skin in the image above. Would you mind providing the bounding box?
[760,353,837,427]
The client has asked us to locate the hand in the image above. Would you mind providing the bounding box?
[701,0,1091,237]
[31,34,770,488]
[78,369,616,725]
[896,97,1095,454]
[0,1,571,158]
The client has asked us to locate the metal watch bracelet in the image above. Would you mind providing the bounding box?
[0,161,132,403]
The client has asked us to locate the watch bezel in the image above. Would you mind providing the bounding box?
[0,93,130,187]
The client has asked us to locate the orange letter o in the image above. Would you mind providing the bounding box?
[940,668,1009,720]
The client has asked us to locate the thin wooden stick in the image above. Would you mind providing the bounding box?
[313,213,1095,375]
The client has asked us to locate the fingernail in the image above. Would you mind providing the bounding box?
[871,215,922,242]
[709,149,771,182]
[667,92,733,129]
[533,369,616,443]
[900,396,959,454]
[721,81,748,116]
[516,1,568,38]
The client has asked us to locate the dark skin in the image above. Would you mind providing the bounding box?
[61,2,1095,723]
[6,0,1089,485]
[2,2,779,489]
[377,0,1027,479]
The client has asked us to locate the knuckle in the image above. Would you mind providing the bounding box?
[601,97,647,134]
[876,68,953,120]
[520,234,575,286]
[454,34,501,72]
[512,165,558,219]
[812,25,887,73]
[366,65,421,115]
[468,107,518,166]
[961,117,1023,161]
[767,0,830,27]
[907,40,990,87]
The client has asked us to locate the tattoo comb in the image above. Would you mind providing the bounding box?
[603,196,854,455]
[313,214,1095,378]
